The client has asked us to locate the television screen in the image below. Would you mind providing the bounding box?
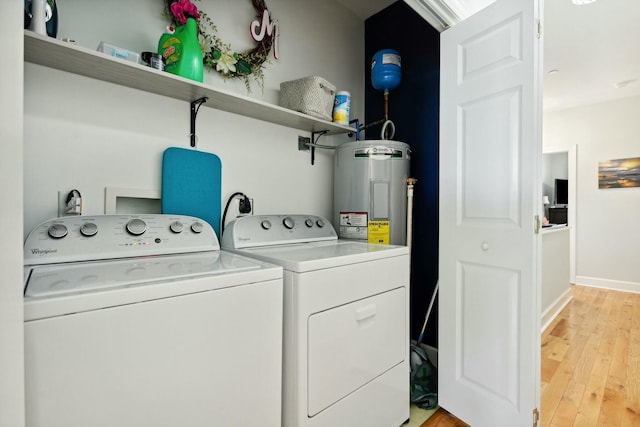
[555,178,568,205]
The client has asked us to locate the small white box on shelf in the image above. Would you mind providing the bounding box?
[97,42,140,64]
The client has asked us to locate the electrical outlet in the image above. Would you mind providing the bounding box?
[234,197,254,217]
[58,189,82,217]
[298,136,310,151]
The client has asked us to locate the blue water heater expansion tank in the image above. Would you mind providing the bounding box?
[371,49,401,92]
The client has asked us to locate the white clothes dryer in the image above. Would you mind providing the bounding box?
[221,214,410,427]
[23,214,283,427]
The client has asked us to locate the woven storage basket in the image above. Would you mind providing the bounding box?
[279,76,336,121]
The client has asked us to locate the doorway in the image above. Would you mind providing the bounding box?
[542,145,577,283]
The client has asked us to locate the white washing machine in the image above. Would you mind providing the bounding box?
[221,214,410,427]
[23,214,283,427]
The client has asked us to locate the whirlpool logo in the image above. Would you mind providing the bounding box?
[30,248,58,256]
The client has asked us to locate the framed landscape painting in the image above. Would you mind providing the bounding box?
[598,157,640,189]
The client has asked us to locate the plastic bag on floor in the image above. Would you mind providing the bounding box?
[410,343,438,410]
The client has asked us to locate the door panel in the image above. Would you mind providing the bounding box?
[460,14,523,81]
[439,0,542,426]
[459,262,520,405]
[460,88,521,222]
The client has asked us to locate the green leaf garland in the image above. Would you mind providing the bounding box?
[164,0,276,93]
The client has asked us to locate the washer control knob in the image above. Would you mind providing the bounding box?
[47,223,68,239]
[283,217,295,230]
[170,221,184,233]
[305,218,314,228]
[80,222,98,237]
[191,221,204,234]
[126,218,147,236]
[261,220,272,230]
[316,218,325,228]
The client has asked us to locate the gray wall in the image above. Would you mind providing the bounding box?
[544,95,640,292]
[24,0,366,238]
[0,2,25,426]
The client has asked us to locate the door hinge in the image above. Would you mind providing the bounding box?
[534,215,541,234]
[536,19,542,39]
[533,408,540,427]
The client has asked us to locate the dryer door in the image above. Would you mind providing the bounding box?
[307,287,406,416]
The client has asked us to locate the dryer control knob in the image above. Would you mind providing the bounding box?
[80,222,98,237]
[170,221,184,233]
[126,218,147,236]
[261,220,272,230]
[47,223,68,239]
[191,221,204,234]
[316,219,325,228]
[283,217,295,230]
[305,218,314,228]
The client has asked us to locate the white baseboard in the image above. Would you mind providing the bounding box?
[541,288,573,333]
[575,276,640,294]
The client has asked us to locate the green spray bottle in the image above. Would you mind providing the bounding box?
[158,17,203,83]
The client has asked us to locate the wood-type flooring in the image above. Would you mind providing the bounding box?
[541,285,640,427]
[420,285,640,427]
[420,408,471,426]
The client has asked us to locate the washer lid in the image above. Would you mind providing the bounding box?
[25,251,262,298]
[23,251,283,321]
[234,240,409,272]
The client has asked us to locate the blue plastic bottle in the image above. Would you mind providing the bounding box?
[158,17,203,83]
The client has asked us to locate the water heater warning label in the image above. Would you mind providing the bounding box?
[339,212,368,240]
[368,221,390,244]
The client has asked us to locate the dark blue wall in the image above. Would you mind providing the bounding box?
[365,2,440,347]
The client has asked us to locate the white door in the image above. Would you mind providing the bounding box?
[439,0,543,426]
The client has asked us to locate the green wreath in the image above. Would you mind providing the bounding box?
[164,0,277,92]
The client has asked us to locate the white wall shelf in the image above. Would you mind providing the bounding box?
[24,30,353,136]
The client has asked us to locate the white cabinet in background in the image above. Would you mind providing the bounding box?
[541,226,572,330]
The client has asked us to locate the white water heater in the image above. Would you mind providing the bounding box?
[334,140,411,245]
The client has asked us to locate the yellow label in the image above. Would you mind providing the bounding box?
[333,109,348,124]
[368,220,390,244]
